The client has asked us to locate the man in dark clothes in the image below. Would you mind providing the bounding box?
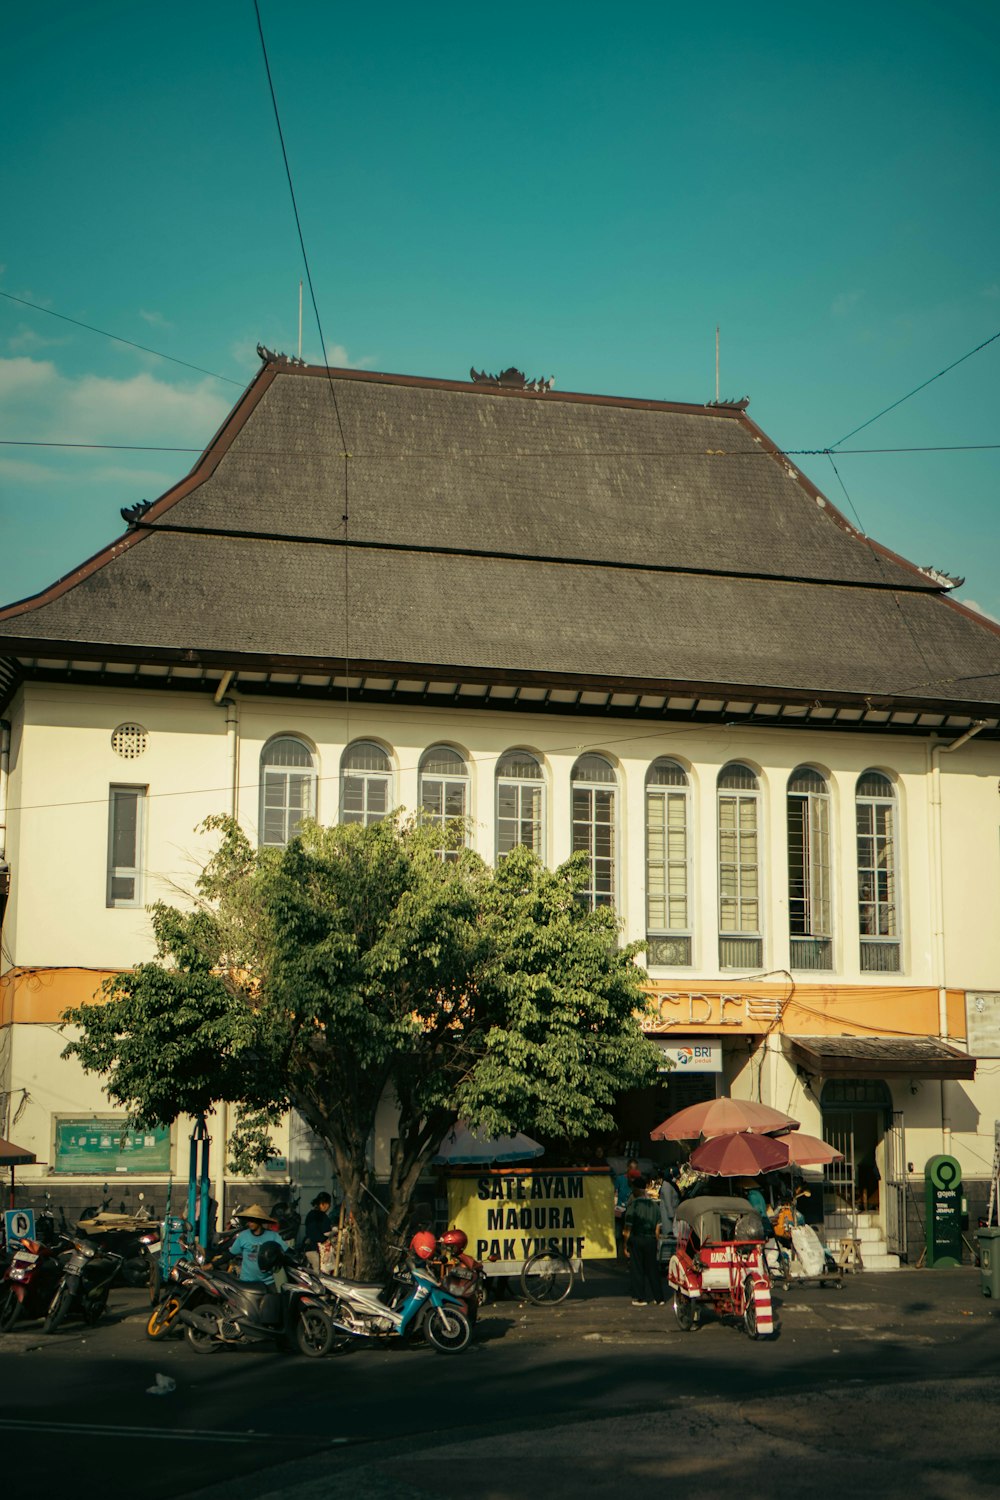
[622,1176,661,1305]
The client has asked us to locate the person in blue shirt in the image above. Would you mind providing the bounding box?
[228,1204,287,1285]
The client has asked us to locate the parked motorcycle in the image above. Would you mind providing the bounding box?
[0,1236,67,1330]
[316,1231,472,1355]
[77,1192,160,1288]
[43,1235,125,1333]
[434,1227,484,1324]
[176,1242,333,1357]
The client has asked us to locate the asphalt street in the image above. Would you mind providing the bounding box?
[0,1262,997,1500]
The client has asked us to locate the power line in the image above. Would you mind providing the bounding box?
[0,290,244,387]
[830,328,1000,449]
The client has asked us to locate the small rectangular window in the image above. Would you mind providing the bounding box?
[107,785,146,908]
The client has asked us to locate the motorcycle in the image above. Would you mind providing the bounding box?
[316,1231,472,1355]
[0,1236,67,1330]
[434,1227,484,1324]
[43,1235,125,1333]
[175,1241,333,1357]
[77,1191,160,1289]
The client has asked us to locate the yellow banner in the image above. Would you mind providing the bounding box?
[447,1170,615,1261]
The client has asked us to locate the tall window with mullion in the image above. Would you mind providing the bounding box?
[340,740,392,826]
[419,746,470,860]
[107,784,146,907]
[856,770,900,972]
[717,763,762,968]
[787,767,833,971]
[495,749,545,861]
[571,754,617,909]
[645,759,692,965]
[259,736,317,848]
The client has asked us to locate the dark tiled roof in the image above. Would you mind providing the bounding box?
[2,363,999,709]
[783,1036,976,1079]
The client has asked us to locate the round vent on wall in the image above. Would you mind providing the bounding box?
[111,723,148,759]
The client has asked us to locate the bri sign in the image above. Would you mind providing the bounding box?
[653,1038,723,1073]
[446,1170,615,1261]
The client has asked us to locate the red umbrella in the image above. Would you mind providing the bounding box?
[651,1098,798,1141]
[689,1132,790,1177]
[772,1132,843,1168]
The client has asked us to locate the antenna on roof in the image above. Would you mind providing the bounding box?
[297,280,303,362]
[715,326,720,402]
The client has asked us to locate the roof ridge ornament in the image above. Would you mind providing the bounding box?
[705,396,750,409]
[920,566,965,591]
[257,344,306,368]
[120,498,154,526]
[470,366,554,392]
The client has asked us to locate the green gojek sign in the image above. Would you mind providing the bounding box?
[54,1117,172,1174]
[925,1154,963,1268]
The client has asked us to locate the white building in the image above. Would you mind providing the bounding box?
[2,355,999,1262]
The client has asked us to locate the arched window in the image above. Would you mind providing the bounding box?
[419,746,470,860]
[856,771,900,972]
[787,767,832,971]
[259,736,316,847]
[340,741,392,826]
[571,754,617,910]
[495,750,545,861]
[645,759,691,965]
[717,763,761,968]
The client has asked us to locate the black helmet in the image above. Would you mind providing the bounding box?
[256,1240,285,1273]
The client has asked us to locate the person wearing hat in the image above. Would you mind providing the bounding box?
[229,1204,287,1285]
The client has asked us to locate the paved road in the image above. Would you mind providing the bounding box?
[0,1263,997,1500]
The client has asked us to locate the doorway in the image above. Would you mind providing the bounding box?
[821,1078,894,1234]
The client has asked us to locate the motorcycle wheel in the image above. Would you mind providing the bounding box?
[82,1289,109,1327]
[424,1304,470,1354]
[122,1255,151,1289]
[295,1306,334,1358]
[672,1291,700,1332]
[146,1295,182,1341]
[43,1284,72,1335]
[0,1288,24,1332]
[184,1319,220,1355]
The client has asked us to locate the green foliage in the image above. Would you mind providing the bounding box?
[63,815,660,1271]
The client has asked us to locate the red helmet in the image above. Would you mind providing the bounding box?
[439,1227,468,1253]
[410,1230,438,1261]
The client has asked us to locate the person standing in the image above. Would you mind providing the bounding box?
[657,1167,680,1282]
[623,1176,661,1305]
[301,1192,335,1270]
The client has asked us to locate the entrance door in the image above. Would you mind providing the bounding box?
[821,1079,894,1238]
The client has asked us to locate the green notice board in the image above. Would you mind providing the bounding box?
[53,1117,172,1174]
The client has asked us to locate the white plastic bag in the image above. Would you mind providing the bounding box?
[791,1222,827,1278]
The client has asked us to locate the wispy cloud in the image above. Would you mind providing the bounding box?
[6,324,71,354]
[959,597,1000,625]
[0,355,231,447]
[139,308,172,329]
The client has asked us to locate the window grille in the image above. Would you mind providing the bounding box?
[107,785,146,907]
[259,736,316,847]
[341,741,392,826]
[111,723,148,759]
[646,759,691,965]
[718,763,761,968]
[571,754,616,909]
[419,746,469,860]
[856,770,900,972]
[787,766,832,971]
[495,750,544,860]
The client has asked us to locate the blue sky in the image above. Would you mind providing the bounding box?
[3,1,999,617]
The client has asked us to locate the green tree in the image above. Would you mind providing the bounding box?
[64,816,658,1274]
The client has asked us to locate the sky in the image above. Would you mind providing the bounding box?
[2,1,999,618]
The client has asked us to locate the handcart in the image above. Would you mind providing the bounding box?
[668,1195,776,1339]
